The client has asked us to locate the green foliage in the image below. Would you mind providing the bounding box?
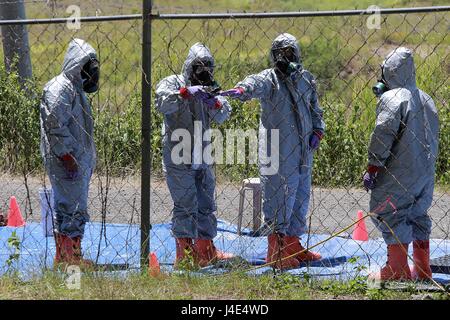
[6,231,21,273]
[94,93,142,175]
[0,64,41,173]
[437,105,450,185]
[319,256,369,295]
[1,54,448,187]
[313,89,377,186]
[302,36,352,95]
[416,55,450,185]
[172,249,200,272]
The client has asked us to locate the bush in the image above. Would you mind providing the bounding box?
[94,93,142,175]
[0,54,448,187]
[0,65,41,173]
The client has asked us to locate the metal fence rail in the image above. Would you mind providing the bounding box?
[0,4,448,282]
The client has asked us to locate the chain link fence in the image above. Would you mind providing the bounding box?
[151,8,450,282]
[0,6,449,284]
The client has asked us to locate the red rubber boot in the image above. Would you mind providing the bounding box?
[54,233,73,267]
[72,236,94,268]
[411,240,432,281]
[369,243,412,281]
[266,233,300,270]
[194,239,234,267]
[54,234,93,270]
[285,236,322,262]
[174,238,196,269]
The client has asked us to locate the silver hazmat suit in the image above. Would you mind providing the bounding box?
[155,43,231,239]
[234,33,325,236]
[368,47,439,244]
[39,38,97,238]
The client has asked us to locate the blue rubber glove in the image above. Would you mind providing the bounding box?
[203,97,223,110]
[363,166,380,191]
[309,132,323,151]
[220,87,244,99]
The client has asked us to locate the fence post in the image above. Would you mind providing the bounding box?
[0,0,32,82]
[141,0,152,270]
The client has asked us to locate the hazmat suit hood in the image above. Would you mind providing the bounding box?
[182,42,215,84]
[270,33,301,65]
[381,47,417,90]
[62,38,98,87]
[40,39,98,239]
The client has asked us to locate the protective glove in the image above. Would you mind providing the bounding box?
[363,165,380,191]
[203,97,223,110]
[60,153,79,180]
[220,87,245,99]
[180,86,211,101]
[309,131,323,151]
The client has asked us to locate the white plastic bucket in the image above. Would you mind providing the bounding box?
[39,188,54,237]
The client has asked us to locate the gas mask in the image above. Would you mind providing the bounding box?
[191,60,215,86]
[81,58,100,93]
[372,67,390,97]
[272,46,302,79]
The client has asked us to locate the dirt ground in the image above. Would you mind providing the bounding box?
[0,173,449,240]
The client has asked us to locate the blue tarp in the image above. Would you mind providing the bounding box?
[1,221,449,284]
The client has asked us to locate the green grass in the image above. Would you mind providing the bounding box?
[22,0,450,17]
[2,271,447,300]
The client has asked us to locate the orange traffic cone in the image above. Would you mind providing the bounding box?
[7,196,25,227]
[148,252,161,277]
[352,210,368,241]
